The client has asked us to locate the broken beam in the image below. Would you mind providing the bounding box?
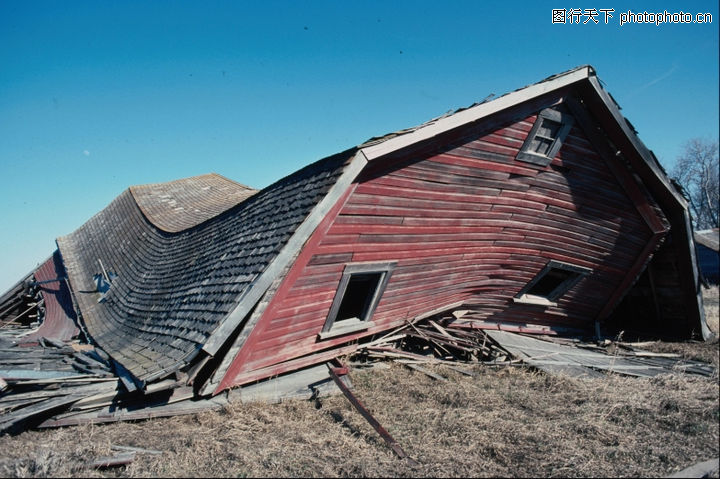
[327,364,418,466]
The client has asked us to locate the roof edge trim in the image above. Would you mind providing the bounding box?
[201,149,369,357]
[585,75,688,210]
[359,66,592,161]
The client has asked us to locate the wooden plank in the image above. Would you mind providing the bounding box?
[111,445,163,455]
[40,396,228,428]
[88,452,136,469]
[328,364,418,465]
[0,392,90,433]
[396,361,448,382]
[223,343,360,390]
[668,458,719,478]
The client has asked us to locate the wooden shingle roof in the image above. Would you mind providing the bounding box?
[130,173,256,233]
[57,154,352,384]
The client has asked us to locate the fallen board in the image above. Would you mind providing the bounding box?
[483,330,714,378]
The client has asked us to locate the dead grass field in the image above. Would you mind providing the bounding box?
[0,345,717,478]
[0,286,717,477]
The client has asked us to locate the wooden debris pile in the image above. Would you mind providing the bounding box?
[0,339,120,433]
[0,335,228,434]
[0,276,43,332]
[352,314,514,378]
[351,314,717,380]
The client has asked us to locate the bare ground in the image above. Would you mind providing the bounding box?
[0,350,717,478]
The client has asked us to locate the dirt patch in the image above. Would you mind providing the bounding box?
[0,350,717,478]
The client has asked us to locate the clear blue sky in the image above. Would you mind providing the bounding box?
[1,1,718,292]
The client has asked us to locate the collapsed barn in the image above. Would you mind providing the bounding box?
[0,65,713,430]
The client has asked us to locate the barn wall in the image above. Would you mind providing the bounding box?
[223,97,662,386]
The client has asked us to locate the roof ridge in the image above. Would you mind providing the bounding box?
[128,174,258,233]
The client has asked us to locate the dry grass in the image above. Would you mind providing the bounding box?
[703,285,719,336]
[0,352,717,478]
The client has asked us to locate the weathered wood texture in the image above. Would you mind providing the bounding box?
[57,153,350,384]
[21,251,78,343]
[221,96,665,389]
[609,235,699,338]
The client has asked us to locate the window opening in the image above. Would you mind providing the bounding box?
[320,262,396,340]
[517,107,574,166]
[527,268,576,297]
[335,272,383,323]
[514,260,590,306]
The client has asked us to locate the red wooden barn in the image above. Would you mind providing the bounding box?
[0,65,711,401]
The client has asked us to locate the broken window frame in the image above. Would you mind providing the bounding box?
[516,107,574,166]
[513,260,591,307]
[319,262,396,340]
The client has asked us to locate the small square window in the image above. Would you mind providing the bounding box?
[517,108,574,166]
[334,272,384,323]
[319,262,396,340]
[513,260,590,306]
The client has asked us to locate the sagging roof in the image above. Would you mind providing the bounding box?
[130,173,256,233]
[52,64,710,389]
[57,154,352,383]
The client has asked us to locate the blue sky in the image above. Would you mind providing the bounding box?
[1,1,718,292]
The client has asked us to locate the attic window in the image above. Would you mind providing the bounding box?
[517,108,574,166]
[319,262,396,340]
[513,260,590,307]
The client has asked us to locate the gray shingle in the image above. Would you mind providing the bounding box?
[57,153,350,383]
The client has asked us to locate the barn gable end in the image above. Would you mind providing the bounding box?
[214,74,698,392]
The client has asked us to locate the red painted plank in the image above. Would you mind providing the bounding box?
[349,192,495,212]
[340,203,495,219]
[416,157,512,181]
[432,153,538,177]
[228,344,361,389]
[355,182,506,204]
[369,174,505,197]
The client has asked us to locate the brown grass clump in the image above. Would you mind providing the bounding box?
[0,355,717,478]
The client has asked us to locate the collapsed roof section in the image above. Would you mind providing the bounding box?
[56,153,354,384]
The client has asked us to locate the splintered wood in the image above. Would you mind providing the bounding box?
[353,313,510,370]
[351,314,717,380]
[0,334,228,434]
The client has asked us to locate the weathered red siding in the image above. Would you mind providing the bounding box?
[221,98,664,388]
